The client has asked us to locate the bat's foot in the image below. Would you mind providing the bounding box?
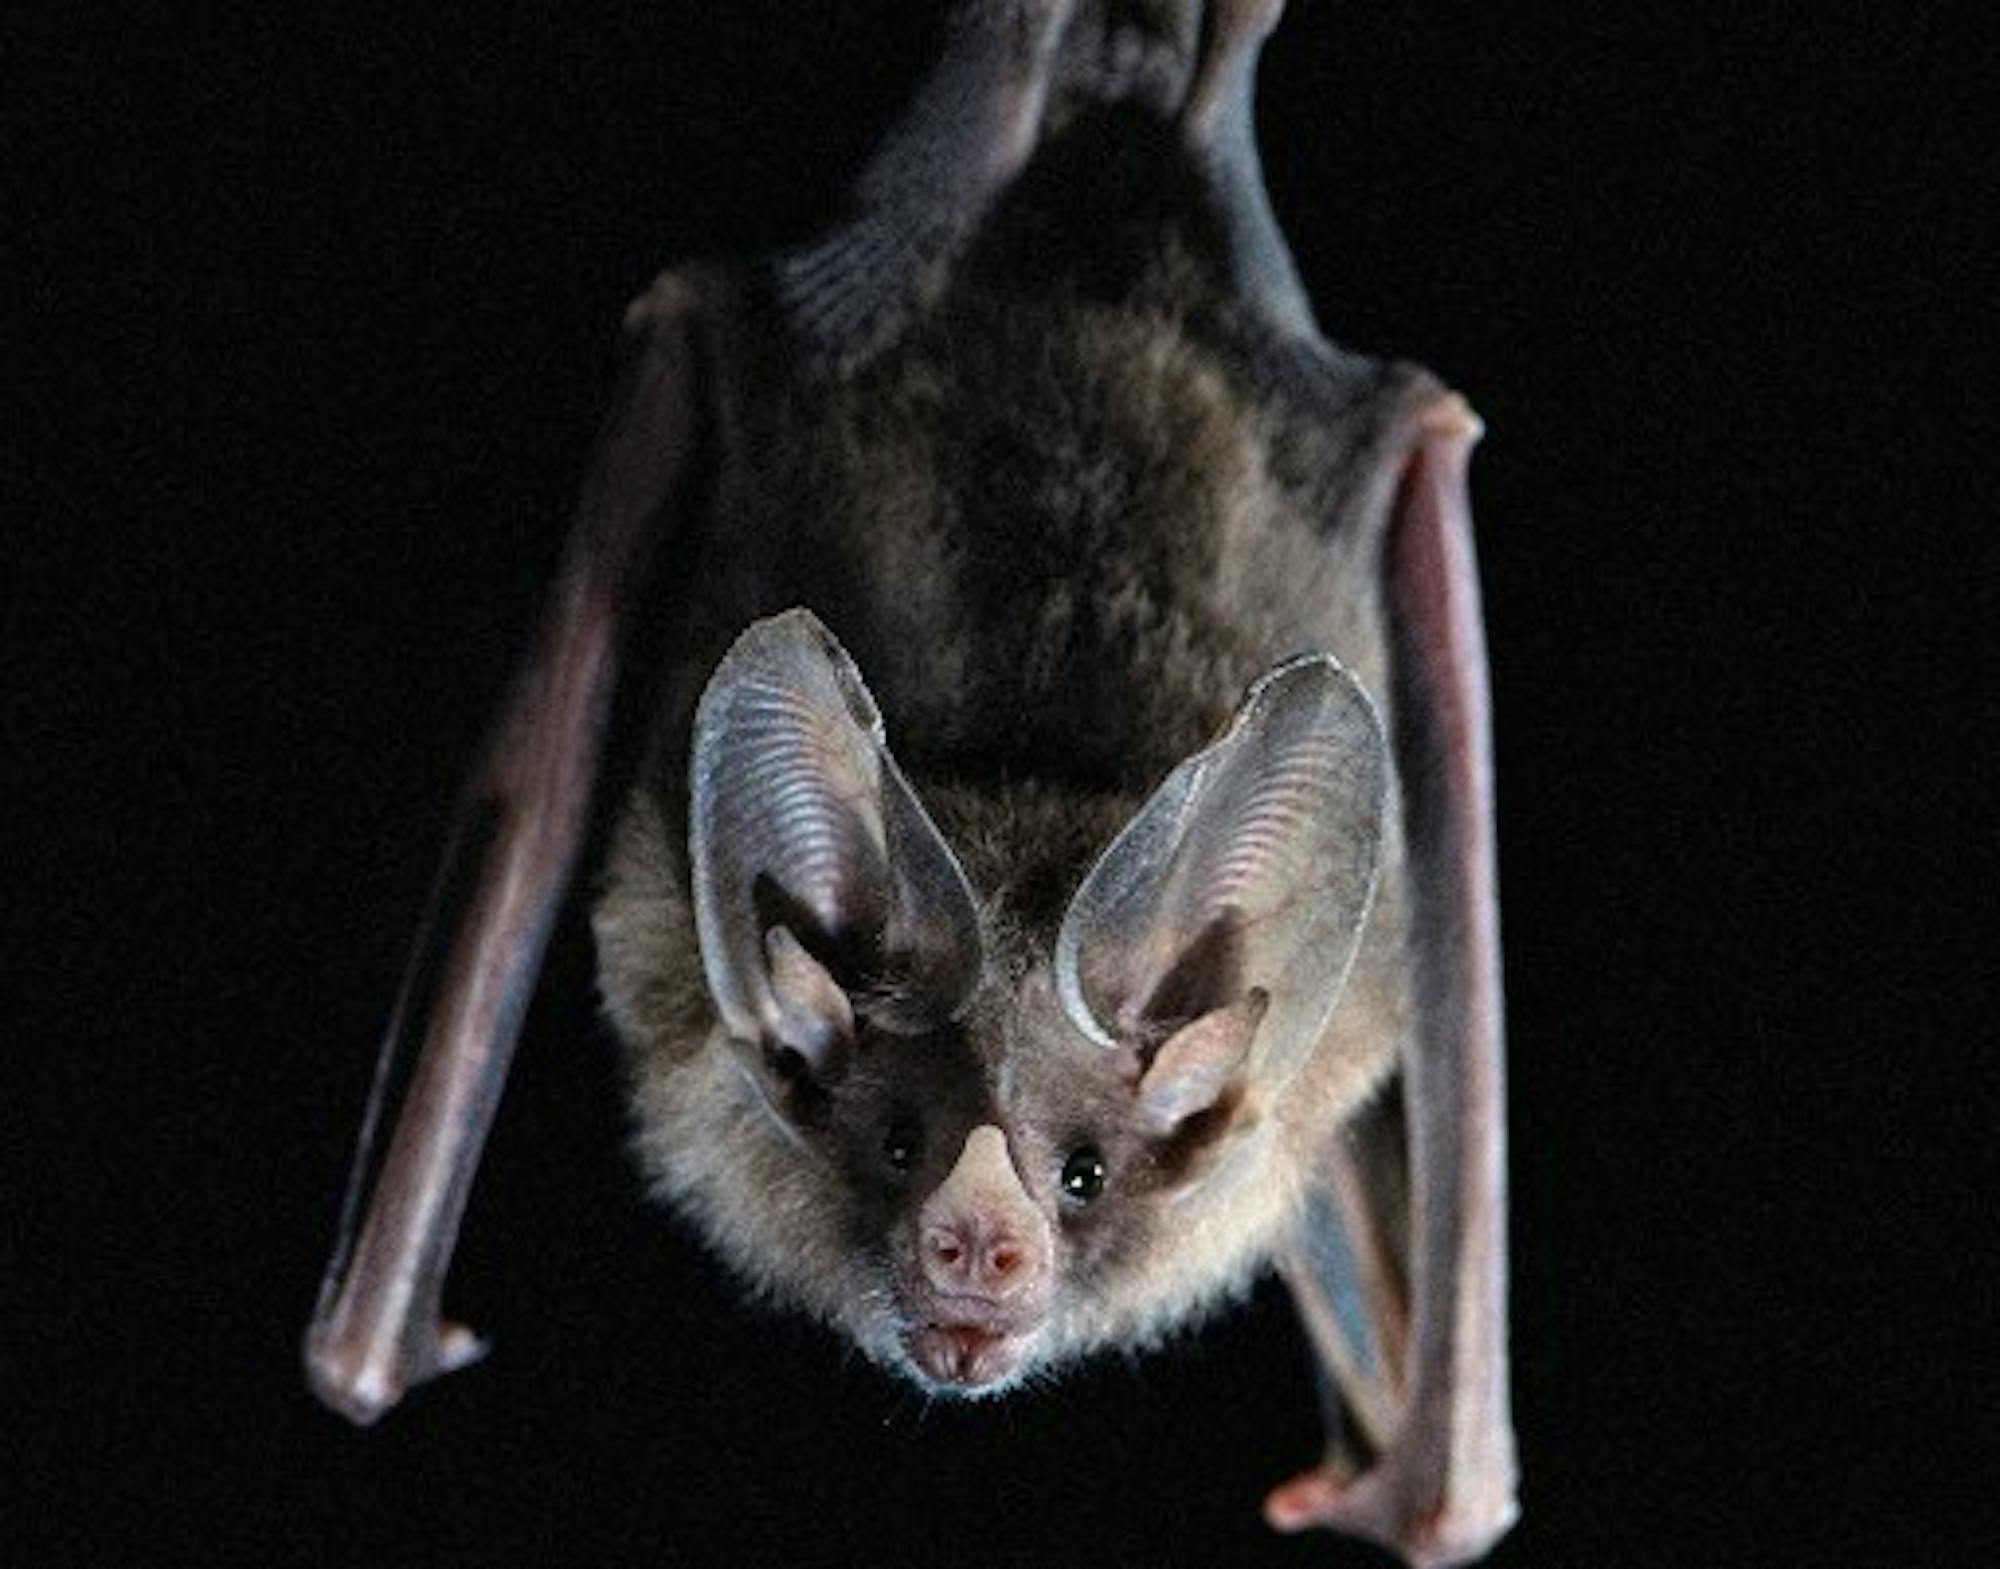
[1264,1459,1518,1569]
[303,1315,489,1426]
[1182,0,1285,143]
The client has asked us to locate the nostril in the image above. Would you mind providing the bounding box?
[925,1226,966,1273]
[922,1212,1043,1299]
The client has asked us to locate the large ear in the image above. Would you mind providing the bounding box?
[690,609,982,1077]
[1054,654,1387,1109]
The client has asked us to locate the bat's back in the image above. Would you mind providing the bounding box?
[669,104,1430,798]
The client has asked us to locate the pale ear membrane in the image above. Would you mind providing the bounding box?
[1055,654,1387,1096]
[762,925,856,1075]
[1135,989,1269,1136]
[690,609,982,1075]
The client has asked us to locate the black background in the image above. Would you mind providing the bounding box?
[12,3,1987,1564]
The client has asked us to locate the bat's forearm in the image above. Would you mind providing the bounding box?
[1269,402,1516,1567]
[1370,406,1518,1561]
[305,323,702,1423]
[304,597,620,1422]
[1396,405,1517,1540]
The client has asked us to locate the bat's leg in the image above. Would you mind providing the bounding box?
[1269,401,1518,1566]
[1277,1088,1412,1468]
[303,282,707,1423]
[777,0,1077,361]
[1179,0,1315,336]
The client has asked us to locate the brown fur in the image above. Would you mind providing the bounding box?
[594,9,1442,1397]
[307,13,1511,1552]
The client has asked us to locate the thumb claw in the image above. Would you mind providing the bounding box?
[1264,1457,1519,1568]
[1263,1468,1347,1533]
[436,1321,491,1375]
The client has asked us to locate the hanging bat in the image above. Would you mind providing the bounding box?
[304,2,1517,1563]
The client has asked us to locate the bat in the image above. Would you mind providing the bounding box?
[303,3,1518,1564]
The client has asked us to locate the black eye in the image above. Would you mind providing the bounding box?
[883,1120,922,1173]
[1060,1146,1106,1204]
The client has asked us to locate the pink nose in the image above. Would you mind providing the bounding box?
[922,1219,1031,1298]
[915,1126,1052,1307]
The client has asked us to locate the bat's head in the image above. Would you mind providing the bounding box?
[605,608,1387,1396]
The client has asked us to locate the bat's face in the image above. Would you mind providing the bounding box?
[605,608,1388,1397]
[815,956,1294,1395]
[664,943,1290,1400]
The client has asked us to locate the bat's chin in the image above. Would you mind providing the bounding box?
[886,1250,1055,1395]
[902,1319,1039,1393]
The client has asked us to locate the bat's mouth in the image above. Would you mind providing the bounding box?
[903,1320,1035,1392]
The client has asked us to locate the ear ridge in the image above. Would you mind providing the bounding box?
[1056,654,1387,1087]
[691,609,982,1055]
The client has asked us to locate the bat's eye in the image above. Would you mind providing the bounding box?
[883,1120,923,1173]
[1059,1146,1106,1204]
